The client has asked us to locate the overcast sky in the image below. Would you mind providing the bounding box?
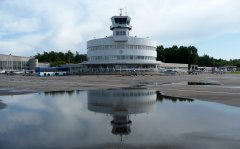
[0,0,239,59]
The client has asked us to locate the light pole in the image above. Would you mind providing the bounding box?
[161,55,165,63]
[188,50,192,70]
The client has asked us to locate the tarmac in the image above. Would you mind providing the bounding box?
[0,73,240,107]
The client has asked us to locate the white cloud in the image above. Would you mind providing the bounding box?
[0,0,240,58]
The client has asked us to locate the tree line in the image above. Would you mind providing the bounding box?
[35,46,240,68]
[35,51,87,66]
[156,45,240,68]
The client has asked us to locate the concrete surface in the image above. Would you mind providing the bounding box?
[0,74,240,107]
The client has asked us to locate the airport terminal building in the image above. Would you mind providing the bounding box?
[83,12,162,73]
[0,54,37,72]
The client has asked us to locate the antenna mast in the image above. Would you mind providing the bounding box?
[119,8,123,16]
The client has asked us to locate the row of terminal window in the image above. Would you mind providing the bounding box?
[91,91,156,97]
[116,31,126,36]
[91,101,156,106]
[89,55,156,61]
[88,45,156,51]
[0,61,27,69]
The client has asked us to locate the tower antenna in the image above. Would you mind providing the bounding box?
[119,8,123,16]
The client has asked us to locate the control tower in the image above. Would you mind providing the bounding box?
[110,10,132,41]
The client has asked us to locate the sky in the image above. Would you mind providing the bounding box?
[0,0,240,60]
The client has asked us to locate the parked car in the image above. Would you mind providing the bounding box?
[128,70,137,76]
[188,70,200,75]
[164,69,177,75]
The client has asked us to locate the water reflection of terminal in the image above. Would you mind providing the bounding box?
[87,89,157,140]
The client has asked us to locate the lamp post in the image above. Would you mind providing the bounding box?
[161,55,165,63]
[8,54,12,70]
[188,50,192,70]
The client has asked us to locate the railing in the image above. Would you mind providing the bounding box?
[77,68,158,75]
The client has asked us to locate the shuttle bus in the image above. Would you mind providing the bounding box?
[35,67,69,76]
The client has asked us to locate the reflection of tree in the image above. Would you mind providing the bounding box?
[0,101,7,110]
[44,90,78,96]
[76,90,82,94]
[156,91,194,103]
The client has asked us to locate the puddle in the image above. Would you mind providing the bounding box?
[0,89,239,149]
[0,89,35,95]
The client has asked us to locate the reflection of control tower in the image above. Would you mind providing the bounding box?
[87,89,156,140]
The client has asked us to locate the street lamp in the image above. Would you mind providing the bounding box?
[188,50,192,70]
[160,55,165,63]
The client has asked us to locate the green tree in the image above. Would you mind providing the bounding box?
[156,45,198,67]
[187,46,198,68]
[35,50,87,65]
[50,61,66,67]
[156,45,165,62]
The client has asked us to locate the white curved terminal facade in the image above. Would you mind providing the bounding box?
[87,38,157,63]
[85,13,160,72]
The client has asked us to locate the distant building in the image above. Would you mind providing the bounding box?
[160,63,188,73]
[0,54,37,71]
[61,63,86,75]
[219,66,237,72]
